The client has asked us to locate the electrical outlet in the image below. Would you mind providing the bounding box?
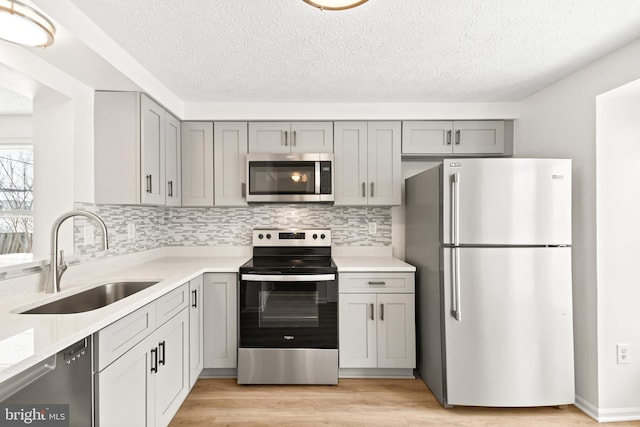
[368,222,377,235]
[617,343,630,364]
[127,223,136,240]
[83,225,95,245]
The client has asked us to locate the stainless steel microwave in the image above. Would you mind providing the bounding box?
[246,153,334,203]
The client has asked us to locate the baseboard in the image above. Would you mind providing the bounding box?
[339,368,415,379]
[199,368,238,378]
[575,394,640,422]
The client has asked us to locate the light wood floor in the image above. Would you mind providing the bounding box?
[170,378,638,426]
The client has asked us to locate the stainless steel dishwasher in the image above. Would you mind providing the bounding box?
[0,336,93,427]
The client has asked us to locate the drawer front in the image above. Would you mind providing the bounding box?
[95,303,156,371]
[339,272,415,294]
[156,283,189,326]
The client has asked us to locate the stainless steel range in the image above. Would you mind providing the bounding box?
[238,228,338,385]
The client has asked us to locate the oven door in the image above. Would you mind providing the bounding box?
[239,273,337,349]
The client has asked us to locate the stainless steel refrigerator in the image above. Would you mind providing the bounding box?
[405,158,574,407]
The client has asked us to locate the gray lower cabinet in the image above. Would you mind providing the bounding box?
[189,275,204,387]
[203,273,238,370]
[94,284,190,427]
[338,272,416,375]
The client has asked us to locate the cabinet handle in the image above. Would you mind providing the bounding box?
[370,182,374,197]
[293,130,297,146]
[446,130,452,145]
[380,304,384,321]
[362,182,366,198]
[455,129,460,145]
[158,341,166,366]
[151,347,158,373]
[192,289,198,308]
[241,182,246,198]
[368,281,386,286]
[370,303,374,321]
[284,130,288,146]
[146,174,152,193]
[168,180,173,197]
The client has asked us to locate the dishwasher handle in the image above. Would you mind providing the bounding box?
[0,355,56,401]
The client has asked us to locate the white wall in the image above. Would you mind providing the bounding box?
[32,89,74,256]
[595,92,640,414]
[0,40,95,257]
[516,37,640,422]
[0,116,32,143]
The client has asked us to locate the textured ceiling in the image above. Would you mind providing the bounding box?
[66,0,640,102]
[0,87,32,115]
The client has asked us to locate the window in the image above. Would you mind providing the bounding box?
[0,146,33,254]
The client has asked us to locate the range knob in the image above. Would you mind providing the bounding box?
[313,234,318,239]
[258,233,264,239]
[320,233,326,239]
[266,233,272,239]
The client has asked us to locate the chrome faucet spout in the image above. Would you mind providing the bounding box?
[46,211,109,294]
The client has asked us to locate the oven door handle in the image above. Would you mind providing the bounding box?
[241,274,336,282]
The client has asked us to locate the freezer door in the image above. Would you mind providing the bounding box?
[443,247,574,407]
[443,158,571,245]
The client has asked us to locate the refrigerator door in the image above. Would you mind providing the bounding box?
[443,158,571,245]
[443,247,574,407]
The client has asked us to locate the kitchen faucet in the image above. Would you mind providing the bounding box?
[46,211,109,294]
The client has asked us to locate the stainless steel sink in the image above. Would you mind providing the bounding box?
[20,281,159,314]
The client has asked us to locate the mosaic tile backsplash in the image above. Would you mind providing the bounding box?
[73,203,391,261]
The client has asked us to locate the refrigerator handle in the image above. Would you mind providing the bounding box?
[451,172,460,246]
[451,247,462,321]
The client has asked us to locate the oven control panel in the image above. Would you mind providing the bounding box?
[252,228,331,247]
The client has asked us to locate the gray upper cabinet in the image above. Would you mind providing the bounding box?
[94,92,178,206]
[164,113,182,207]
[214,122,248,206]
[334,121,401,206]
[248,122,333,154]
[181,122,214,207]
[140,95,166,205]
[402,120,505,155]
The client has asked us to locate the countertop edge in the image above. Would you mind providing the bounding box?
[0,255,415,384]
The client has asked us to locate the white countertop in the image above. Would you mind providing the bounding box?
[0,253,415,384]
[0,256,248,384]
[333,256,416,272]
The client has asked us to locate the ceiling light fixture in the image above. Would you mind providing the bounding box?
[0,0,55,48]
[303,0,369,11]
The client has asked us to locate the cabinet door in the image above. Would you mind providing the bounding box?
[203,273,238,368]
[95,337,153,427]
[402,121,453,155]
[453,120,505,154]
[376,293,416,369]
[248,122,290,153]
[367,121,401,206]
[290,122,333,153]
[339,293,377,368]
[94,91,141,205]
[165,113,181,206]
[189,275,204,388]
[181,122,214,206]
[214,122,248,206]
[141,94,166,205]
[333,122,368,206]
[154,308,190,427]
